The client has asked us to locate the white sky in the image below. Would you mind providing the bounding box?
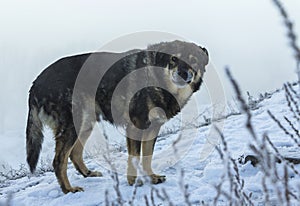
[0,0,300,131]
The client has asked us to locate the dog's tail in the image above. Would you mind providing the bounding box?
[26,105,44,173]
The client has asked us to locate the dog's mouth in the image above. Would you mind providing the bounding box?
[171,68,194,87]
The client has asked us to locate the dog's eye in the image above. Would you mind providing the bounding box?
[171,56,177,62]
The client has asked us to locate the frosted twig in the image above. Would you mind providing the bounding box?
[225,67,257,140]
[264,134,299,175]
[284,84,300,121]
[284,116,300,138]
[268,110,300,147]
[272,0,300,91]
[179,169,192,206]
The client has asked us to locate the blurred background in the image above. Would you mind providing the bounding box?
[0,0,299,134]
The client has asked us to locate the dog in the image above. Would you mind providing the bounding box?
[26,40,209,193]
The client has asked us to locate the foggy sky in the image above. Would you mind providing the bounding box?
[0,0,300,132]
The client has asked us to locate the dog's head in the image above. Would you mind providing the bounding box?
[148,40,209,93]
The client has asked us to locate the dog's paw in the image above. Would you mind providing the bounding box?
[127,176,143,186]
[127,175,137,186]
[86,170,102,177]
[150,174,166,184]
[63,186,84,194]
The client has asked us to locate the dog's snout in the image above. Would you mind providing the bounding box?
[177,69,193,83]
[178,70,188,81]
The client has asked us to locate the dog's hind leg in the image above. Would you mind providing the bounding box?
[70,123,102,178]
[53,126,83,194]
[126,126,142,186]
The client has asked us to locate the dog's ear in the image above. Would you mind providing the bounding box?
[202,47,208,56]
[199,46,209,66]
[201,47,208,57]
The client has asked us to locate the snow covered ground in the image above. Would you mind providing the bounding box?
[1,84,300,205]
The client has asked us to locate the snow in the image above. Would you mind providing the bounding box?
[1,85,300,205]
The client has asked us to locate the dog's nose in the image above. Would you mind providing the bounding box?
[177,70,188,81]
[177,69,193,83]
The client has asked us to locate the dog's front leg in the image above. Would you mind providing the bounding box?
[126,126,142,186]
[141,126,166,184]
